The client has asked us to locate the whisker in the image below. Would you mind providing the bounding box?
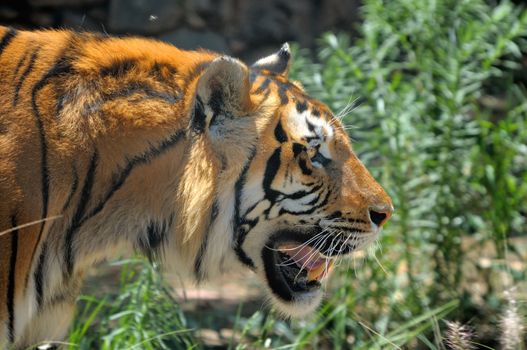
[0,215,63,237]
[266,230,328,253]
[270,226,336,267]
[307,230,339,283]
[333,232,350,269]
[372,252,389,276]
[272,233,328,267]
[293,234,330,283]
[335,97,363,119]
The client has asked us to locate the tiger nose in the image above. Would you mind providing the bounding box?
[368,205,393,227]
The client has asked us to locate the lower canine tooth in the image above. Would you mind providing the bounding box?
[307,260,334,281]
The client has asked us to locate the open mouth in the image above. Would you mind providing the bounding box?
[278,244,334,289]
[262,230,357,302]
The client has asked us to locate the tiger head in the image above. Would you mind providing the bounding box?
[179,44,393,317]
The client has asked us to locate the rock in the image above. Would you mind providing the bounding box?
[108,0,183,34]
[160,28,230,54]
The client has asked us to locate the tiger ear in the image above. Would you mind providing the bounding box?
[251,43,291,77]
[193,56,251,133]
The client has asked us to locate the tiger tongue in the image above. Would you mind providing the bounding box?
[279,245,333,281]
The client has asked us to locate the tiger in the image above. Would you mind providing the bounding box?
[0,25,393,348]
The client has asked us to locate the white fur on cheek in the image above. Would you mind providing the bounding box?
[285,107,334,159]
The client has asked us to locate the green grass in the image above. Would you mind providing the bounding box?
[68,259,196,349]
[68,0,527,348]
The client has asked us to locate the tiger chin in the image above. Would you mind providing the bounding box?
[0,26,393,348]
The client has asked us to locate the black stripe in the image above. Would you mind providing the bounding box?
[64,151,98,276]
[100,81,180,105]
[81,81,181,117]
[233,148,257,268]
[100,58,136,77]
[136,218,171,261]
[0,27,17,56]
[260,88,271,105]
[64,130,185,276]
[208,88,223,116]
[194,201,218,281]
[312,152,331,167]
[234,236,255,268]
[241,200,262,220]
[29,52,74,283]
[234,148,256,228]
[61,165,79,213]
[62,130,185,276]
[79,130,185,228]
[298,158,312,175]
[191,95,206,134]
[13,48,39,106]
[313,187,331,208]
[34,242,47,309]
[52,55,77,118]
[254,78,271,94]
[277,82,288,104]
[296,100,308,113]
[292,143,305,157]
[7,216,19,343]
[326,211,342,220]
[274,119,288,143]
[306,119,316,132]
[279,186,331,216]
[305,190,322,205]
[13,50,29,79]
[151,62,178,80]
[150,62,179,89]
[262,148,282,202]
[286,182,323,200]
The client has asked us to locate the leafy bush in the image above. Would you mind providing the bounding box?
[69,0,527,348]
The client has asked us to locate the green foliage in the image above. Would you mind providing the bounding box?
[68,260,196,349]
[70,0,527,348]
[288,0,527,347]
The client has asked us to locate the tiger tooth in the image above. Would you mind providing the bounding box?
[307,265,324,281]
[307,260,334,281]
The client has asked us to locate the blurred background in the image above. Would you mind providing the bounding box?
[0,0,361,61]
[2,0,526,349]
